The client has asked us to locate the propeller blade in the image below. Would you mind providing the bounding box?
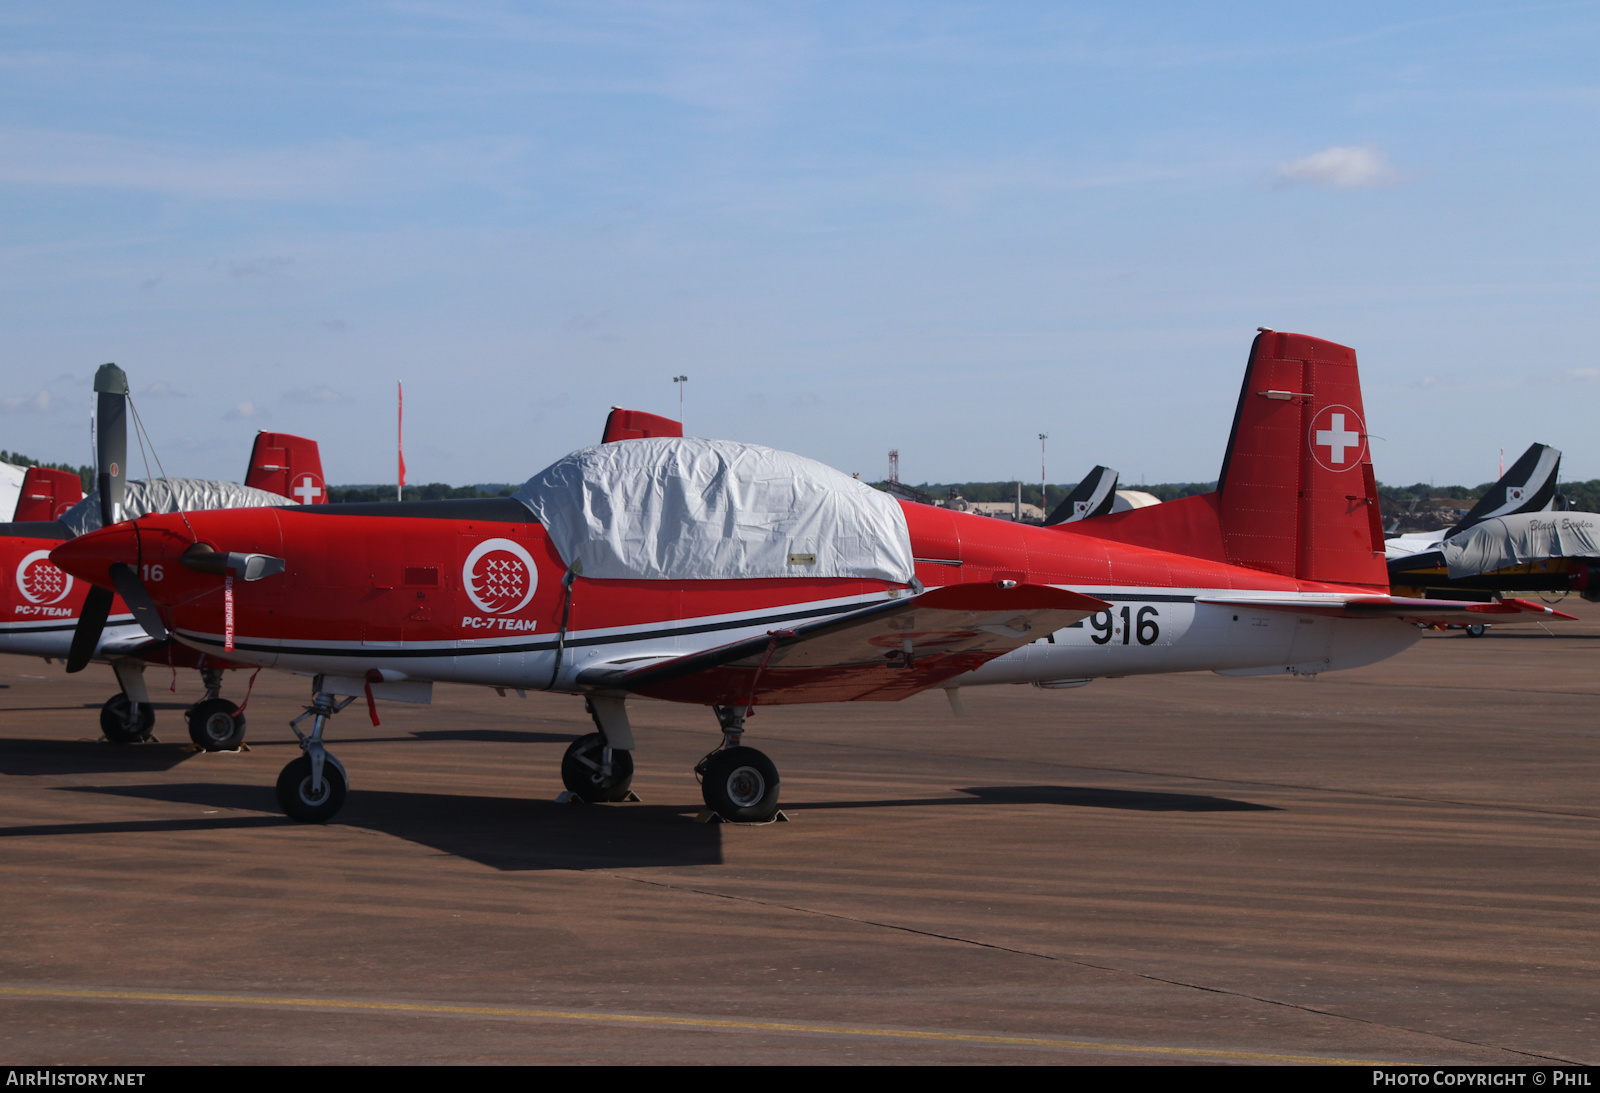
[93,363,128,528]
[66,585,114,673]
[108,562,168,641]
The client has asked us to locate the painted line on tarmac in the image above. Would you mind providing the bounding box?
[0,985,1391,1064]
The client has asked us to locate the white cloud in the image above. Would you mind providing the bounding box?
[1,390,51,414]
[1275,145,1402,190]
[224,400,256,419]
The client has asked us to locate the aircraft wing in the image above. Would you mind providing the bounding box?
[1196,595,1577,627]
[578,583,1109,706]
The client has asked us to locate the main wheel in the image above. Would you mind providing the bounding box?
[275,755,347,823]
[186,698,246,751]
[698,746,780,823]
[100,694,155,744]
[1465,624,1488,638]
[560,732,635,802]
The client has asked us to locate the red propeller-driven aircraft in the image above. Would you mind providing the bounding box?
[1,364,327,749]
[51,332,1572,824]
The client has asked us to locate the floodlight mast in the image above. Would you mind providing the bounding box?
[673,375,688,427]
[1039,433,1048,518]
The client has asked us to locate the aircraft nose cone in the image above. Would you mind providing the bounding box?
[51,522,140,587]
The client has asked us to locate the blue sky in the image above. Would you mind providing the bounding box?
[2,2,1598,488]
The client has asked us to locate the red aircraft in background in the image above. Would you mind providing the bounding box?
[1,363,327,749]
[52,332,1572,825]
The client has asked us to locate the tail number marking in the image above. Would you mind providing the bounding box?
[1089,606,1160,646]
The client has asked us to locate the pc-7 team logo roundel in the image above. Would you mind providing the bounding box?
[463,538,538,615]
[16,549,73,606]
[1308,405,1367,473]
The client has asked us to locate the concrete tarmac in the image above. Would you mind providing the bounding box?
[0,605,1596,1065]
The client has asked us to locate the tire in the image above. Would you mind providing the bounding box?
[560,732,635,802]
[100,694,155,744]
[698,746,780,823]
[1465,624,1487,638]
[186,698,246,751]
[275,754,347,823]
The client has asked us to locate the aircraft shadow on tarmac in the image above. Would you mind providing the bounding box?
[0,737,201,776]
[41,782,723,871]
[785,785,1279,813]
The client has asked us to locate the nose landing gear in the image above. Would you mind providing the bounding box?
[276,690,354,823]
[694,705,781,823]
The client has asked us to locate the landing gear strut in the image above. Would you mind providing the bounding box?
[276,690,353,823]
[186,669,246,751]
[694,705,781,823]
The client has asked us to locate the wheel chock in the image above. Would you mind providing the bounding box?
[555,790,643,804]
[694,809,791,825]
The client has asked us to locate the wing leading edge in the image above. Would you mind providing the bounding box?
[578,583,1109,706]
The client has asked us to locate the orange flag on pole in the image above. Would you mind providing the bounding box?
[397,381,406,501]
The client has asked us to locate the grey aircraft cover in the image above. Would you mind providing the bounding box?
[60,478,294,536]
[513,437,917,584]
[1440,511,1600,579]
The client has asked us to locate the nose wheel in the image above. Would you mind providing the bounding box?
[276,754,348,823]
[277,689,355,823]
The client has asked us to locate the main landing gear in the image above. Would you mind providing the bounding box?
[185,668,246,751]
[276,690,354,823]
[100,658,154,744]
[100,693,154,744]
[97,662,249,750]
[695,705,781,823]
[561,696,636,802]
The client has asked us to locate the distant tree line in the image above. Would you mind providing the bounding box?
[879,477,1600,515]
[325,483,516,503]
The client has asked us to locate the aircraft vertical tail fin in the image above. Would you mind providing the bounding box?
[245,432,328,504]
[1059,330,1388,588]
[1043,466,1119,525]
[1214,330,1386,586]
[1445,443,1561,537]
[602,408,683,443]
[13,466,85,522]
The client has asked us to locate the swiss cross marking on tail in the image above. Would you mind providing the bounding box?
[1308,405,1367,472]
[292,475,323,504]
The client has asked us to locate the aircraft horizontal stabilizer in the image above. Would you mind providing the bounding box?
[579,583,1109,706]
[1196,595,1577,627]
